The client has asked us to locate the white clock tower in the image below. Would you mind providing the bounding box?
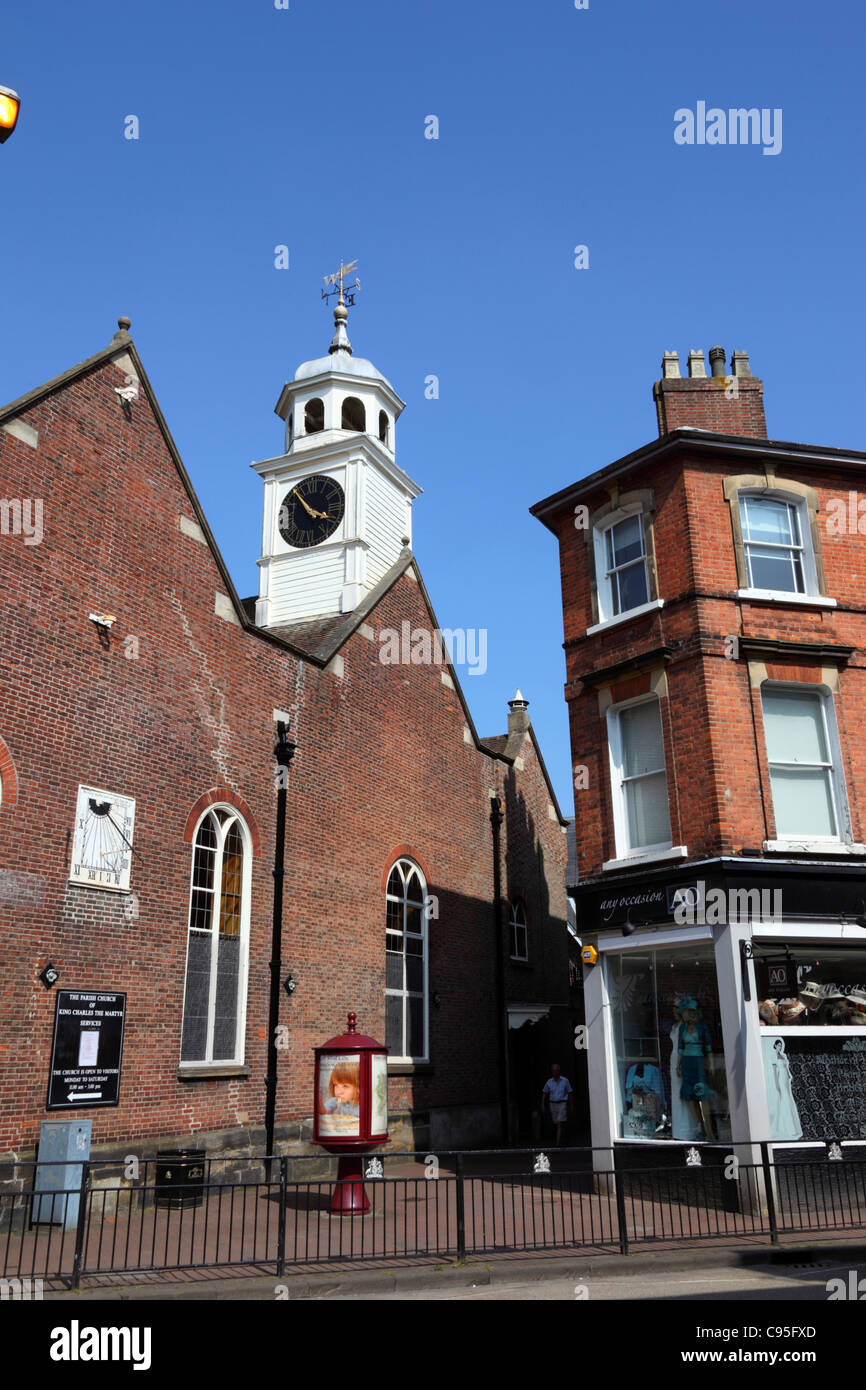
[253,271,422,628]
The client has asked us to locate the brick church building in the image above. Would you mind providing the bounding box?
[533,347,866,1160]
[0,300,573,1165]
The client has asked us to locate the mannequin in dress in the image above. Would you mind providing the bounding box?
[667,1003,692,1140]
[676,1000,716,1140]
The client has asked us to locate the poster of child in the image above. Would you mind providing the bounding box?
[319,1054,361,1137]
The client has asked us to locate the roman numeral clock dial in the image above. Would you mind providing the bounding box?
[278,475,345,549]
[69,785,136,891]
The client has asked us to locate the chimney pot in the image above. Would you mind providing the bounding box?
[661,350,681,379]
[731,349,752,378]
[507,689,530,738]
[709,345,726,378]
[687,349,707,379]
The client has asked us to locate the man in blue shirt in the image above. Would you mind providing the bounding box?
[541,1063,573,1147]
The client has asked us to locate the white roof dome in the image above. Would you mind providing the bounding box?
[294,348,389,385]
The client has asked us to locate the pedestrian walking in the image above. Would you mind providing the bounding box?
[541,1062,573,1147]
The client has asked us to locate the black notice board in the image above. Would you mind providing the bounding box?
[47,990,126,1110]
[785,1035,866,1141]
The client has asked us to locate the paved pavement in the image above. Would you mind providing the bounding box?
[323,1263,866,1300]
[14,1151,862,1284]
[45,1237,866,1301]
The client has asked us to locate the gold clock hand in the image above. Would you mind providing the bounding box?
[290,487,318,520]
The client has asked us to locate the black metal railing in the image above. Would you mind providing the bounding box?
[1,1142,864,1288]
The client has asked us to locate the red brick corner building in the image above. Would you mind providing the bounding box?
[0,307,574,1166]
[533,346,866,1160]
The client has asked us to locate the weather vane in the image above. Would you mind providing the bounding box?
[322,258,361,308]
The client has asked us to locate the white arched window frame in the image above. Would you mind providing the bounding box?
[304,397,325,435]
[510,900,528,962]
[180,807,253,1067]
[385,859,429,1063]
[341,396,366,432]
[737,491,819,598]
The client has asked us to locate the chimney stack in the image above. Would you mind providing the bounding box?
[507,689,530,738]
[653,345,766,438]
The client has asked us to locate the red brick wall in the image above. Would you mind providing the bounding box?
[0,353,568,1154]
[551,447,866,881]
[654,377,767,438]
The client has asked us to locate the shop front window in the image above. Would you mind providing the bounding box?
[755,946,866,1142]
[609,944,729,1142]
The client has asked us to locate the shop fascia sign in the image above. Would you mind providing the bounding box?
[597,882,703,926]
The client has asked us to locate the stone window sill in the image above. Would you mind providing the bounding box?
[602,845,688,872]
[177,1065,251,1081]
[762,839,866,856]
[737,589,837,609]
[586,598,665,637]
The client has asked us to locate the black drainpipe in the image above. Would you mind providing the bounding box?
[265,721,296,1179]
[490,794,511,1144]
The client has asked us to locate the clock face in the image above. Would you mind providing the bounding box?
[278,475,345,549]
[69,785,136,892]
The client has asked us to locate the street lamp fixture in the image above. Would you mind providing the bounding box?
[0,86,20,144]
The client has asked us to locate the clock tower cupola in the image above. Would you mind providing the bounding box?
[253,263,422,628]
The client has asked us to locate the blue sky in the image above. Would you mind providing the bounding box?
[2,0,864,812]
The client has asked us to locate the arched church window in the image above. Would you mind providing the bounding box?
[341,396,366,432]
[180,807,251,1065]
[378,410,389,445]
[304,398,325,434]
[385,859,428,1062]
[510,900,529,961]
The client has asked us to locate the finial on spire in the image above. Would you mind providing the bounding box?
[322,258,360,355]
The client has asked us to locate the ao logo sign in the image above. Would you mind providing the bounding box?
[769,966,788,987]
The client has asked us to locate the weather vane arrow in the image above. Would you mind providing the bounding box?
[322,258,361,307]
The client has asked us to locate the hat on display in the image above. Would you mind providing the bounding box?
[845,989,866,1010]
[799,981,823,1008]
[759,999,779,1025]
[677,997,699,1013]
[778,999,807,1023]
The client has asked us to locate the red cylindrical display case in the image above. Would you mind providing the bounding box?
[313,1012,389,1214]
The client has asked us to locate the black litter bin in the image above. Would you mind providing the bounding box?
[154,1149,206,1209]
